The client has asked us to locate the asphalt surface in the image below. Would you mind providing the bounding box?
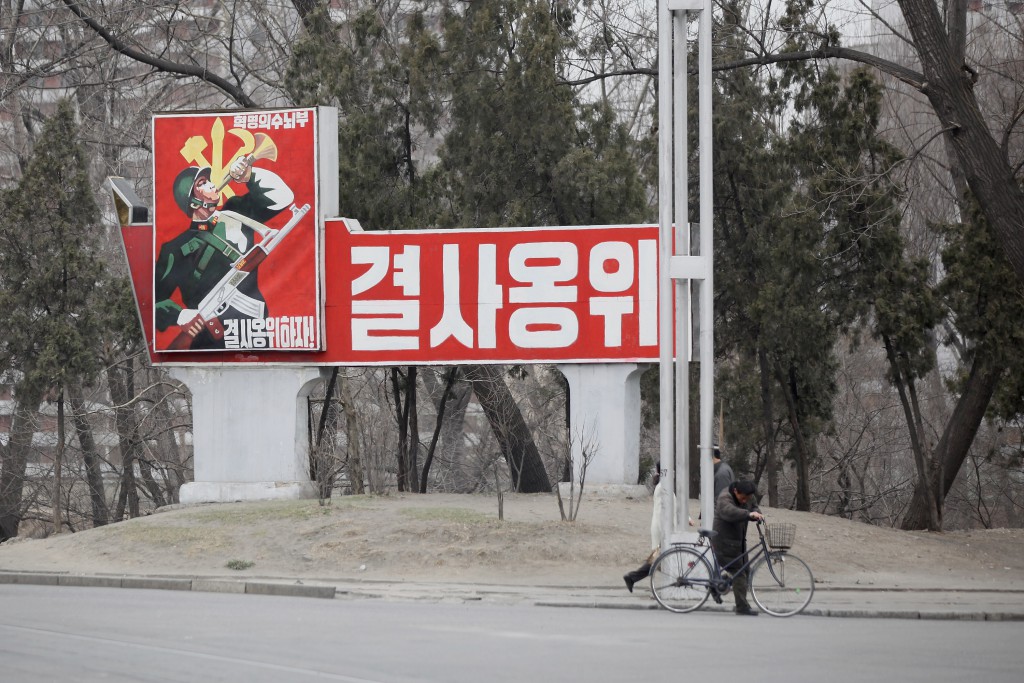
[2,569,1023,620]
[7,584,1023,683]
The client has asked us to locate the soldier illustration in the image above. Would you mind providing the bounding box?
[155,152,294,350]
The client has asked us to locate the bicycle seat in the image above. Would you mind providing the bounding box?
[698,528,717,539]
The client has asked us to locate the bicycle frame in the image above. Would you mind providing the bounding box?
[670,521,777,592]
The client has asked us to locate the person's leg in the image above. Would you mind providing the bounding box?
[719,551,755,614]
[733,565,757,618]
[732,566,755,613]
[623,562,651,592]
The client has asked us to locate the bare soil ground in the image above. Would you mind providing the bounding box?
[1,492,1023,590]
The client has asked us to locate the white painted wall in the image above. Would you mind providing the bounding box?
[171,366,323,503]
[557,363,648,486]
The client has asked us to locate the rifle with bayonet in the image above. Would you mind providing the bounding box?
[169,202,311,350]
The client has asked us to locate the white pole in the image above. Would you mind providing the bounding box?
[657,0,676,548]
[672,10,690,530]
[698,4,716,526]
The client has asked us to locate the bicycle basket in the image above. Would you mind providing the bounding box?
[766,523,796,549]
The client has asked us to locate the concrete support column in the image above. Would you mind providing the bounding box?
[556,363,648,490]
[171,366,324,504]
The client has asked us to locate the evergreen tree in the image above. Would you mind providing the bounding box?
[427,0,646,228]
[285,1,443,230]
[0,100,110,539]
[712,1,838,511]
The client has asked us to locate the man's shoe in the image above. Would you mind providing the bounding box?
[735,607,759,616]
[623,563,651,593]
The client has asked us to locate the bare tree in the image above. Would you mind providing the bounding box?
[555,424,599,522]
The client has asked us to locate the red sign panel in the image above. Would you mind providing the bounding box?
[330,221,659,364]
[151,108,322,353]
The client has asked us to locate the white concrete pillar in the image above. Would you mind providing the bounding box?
[556,363,648,488]
[171,366,324,504]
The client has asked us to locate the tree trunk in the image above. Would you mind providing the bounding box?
[0,384,43,541]
[146,366,190,499]
[313,367,340,499]
[107,360,142,519]
[776,364,811,511]
[882,336,941,531]
[901,353,1000,530]
[463,364,551,493]
[68,383,110,527]
[757,347,779,507]
[408,366,419,488]
[137,458,167,508]
[338,373,365,494]
[689,362,701,498]
[421,367,474,490]
[391,367,411,492]
[896,0,1024,285]
[52,386,65,534]
[420,368,458,493]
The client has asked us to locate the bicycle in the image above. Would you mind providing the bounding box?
[648,519,814,617]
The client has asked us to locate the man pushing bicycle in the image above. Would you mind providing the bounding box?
[713,480,764,616]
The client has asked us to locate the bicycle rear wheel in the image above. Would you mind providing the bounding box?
[749,551,814,617]
[649,547,712,613]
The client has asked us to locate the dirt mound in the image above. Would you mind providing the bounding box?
[2,493,1023,590]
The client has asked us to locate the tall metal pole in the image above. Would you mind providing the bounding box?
[697,6,716,525]
[672,10,690,530]
[658,0,713,546]
[657,0,677,546]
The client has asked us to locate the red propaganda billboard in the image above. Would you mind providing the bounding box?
[329,221,659,364]
[151,108,323,353]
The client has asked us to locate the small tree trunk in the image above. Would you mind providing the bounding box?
[339,374,364,494]
[137,457,167,508]
[52,385,65,534]
[776,364,811,511]
[463,364,551,493]
[68,383,110,527]
[420,368,457,493]
[107,360,142,519]
[883,335,940,531]
[391,367,410,491]
[408,366,419,488]
[758,347,779,507]
[901,353,1000,530]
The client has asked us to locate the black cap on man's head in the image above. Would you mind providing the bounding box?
[733,480,757,495]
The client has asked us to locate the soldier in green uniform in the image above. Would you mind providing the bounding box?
[154,156,293,349]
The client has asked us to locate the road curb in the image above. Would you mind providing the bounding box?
[244,581,337,599]
[0,571,336,600]
[3,571,1024,617]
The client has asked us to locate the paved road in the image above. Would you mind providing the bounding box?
[2,585,1022,682]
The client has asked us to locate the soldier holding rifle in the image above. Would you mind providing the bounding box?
[155,143,295,350]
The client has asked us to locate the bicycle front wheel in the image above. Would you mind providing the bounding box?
[749,551,814,617]
[649,547,712,613]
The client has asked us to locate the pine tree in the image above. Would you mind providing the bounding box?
[0,100,110,539]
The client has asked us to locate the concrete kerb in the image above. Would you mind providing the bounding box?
[3,570,1024,619]
[0,571,337,600]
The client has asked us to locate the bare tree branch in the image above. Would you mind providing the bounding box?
[561,46,925,91]
[61,0,257,108]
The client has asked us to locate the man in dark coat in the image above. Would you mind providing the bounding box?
[712,446,734,500]
[712,479,764,615]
